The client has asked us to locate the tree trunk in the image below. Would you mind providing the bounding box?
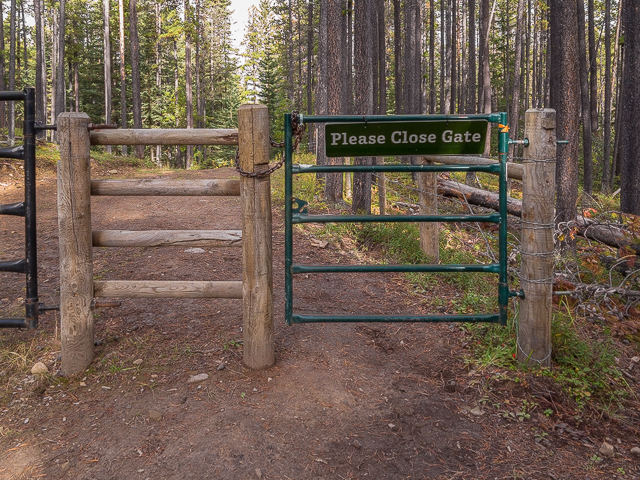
[610,0,622,190]
[35,0,46,139]
[550,0,580,224]
[509,0,525,143]
[429,0,436,113]
[352,0,374,213]
[377,0,386,115]
[587,0,598,133]
[440,0,446,113]
[325,0,343,204]
[0,0,5,131]
[394,0,402,113]
[56,0,66,123]
[306,0,314,152]
[130,0,143,159]
[50,8,57,137]
[602,0,612,192]
[316,0,328,173]
[118,0,127,156]
[9,0,16,145]
[155,2,162,164]
[450,0,456,113]
[467,0,476,114]
[184,0,193,167]
[103,0,112,153]
[619,0,640,214]
[577,0,593,196]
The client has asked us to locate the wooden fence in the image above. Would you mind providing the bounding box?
[57,105,274,375]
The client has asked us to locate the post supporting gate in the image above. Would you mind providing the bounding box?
[284,112,524,325]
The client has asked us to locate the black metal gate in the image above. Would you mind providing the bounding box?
[0,88,39,328]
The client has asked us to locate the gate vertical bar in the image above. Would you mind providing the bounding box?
[498,112,509,325]
[24,87,38,329]
[284,113,293,325]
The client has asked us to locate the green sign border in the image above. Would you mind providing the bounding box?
[325,119,488,157]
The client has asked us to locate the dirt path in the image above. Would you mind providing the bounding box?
[1,165,638,479]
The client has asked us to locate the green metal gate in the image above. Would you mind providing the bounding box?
[284,113,521,326]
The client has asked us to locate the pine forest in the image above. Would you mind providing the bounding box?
[1,0,639,214]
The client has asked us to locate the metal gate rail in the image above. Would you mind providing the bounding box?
[0,88,39,329]
[284,112,521,326]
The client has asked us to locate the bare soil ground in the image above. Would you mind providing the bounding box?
[1,158,639,479]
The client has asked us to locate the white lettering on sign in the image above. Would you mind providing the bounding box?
[442,130,482,143]
[329,127,483,147]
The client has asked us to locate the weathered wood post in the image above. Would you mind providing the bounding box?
[57,113,94,375]
[419,158,439,262]
[238,104,275,369]
[518,108,556,366]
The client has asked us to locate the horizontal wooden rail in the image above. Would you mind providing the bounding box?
[91,179,240,196]
[90,128,238,146]
[93,280,242,299]
[423,155,523,180]
[93,230,242,248]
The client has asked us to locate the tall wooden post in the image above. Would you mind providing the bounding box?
[57,112,94,375]
[419,158,439,262]
[518,108,556,366]
[238,104,274,369]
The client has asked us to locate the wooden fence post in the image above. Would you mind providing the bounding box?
[419,158,439,262]
[518,108,556,367]
[57,112,94,375]
[238,104,274,369]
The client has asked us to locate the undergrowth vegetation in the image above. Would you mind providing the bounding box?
[271,152,637,416]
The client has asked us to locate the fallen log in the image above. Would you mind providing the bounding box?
[437,179,640,254]
[437,179,522,217]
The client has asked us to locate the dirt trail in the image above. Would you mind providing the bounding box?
[1,165,638,479]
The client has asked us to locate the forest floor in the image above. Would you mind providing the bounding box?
[0,153,639,479]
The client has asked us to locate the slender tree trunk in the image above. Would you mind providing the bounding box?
[20,0,26,72]
[587,0,598,133]
[34,0,44,138]
[480,0,492,117]
[325,0,343,203]
[0,0,4,131]
[155,2,162,164]
[450,0,456,113]
[577,0,593,196]
[429,0,436,113]
[288,0,294,101]
[345,0,353,114]
[103,0,112,153]
[467,0,476,113]
[602,0,612,192]
[378,0,386,114]
[509,0,525,142]
[394,0,402,113]
[619,1,640,214]
[173,38,180,167]
[316,0,328,172]
[130,0,143,158]
[118,0,127,156]
[9,0,16,145]
[353,0,373,213]
[196,0,203,163]
[74,62,80,111]
[610,0,622,190]
[50,8,57,137]
[306,0,314,152]
[550,0,580,224]
[56,0,66,124]
[184,0,193,167]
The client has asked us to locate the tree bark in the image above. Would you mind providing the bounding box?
[467,0,476,114]
[184,0,194,167]
[103,0,113,153]
[316,0,328,172]
[325,0,343,203]
[394,0,402,113]
[587,0,598,133]
[449,0,456,113]
[509,0,525,142]
[130,0,143,159]
[352,0,374,213]
[550,0,580,224]
[602,0,612,192]
[9,0,16,145]
[0,1,5,130]
[118,0,127,156]
[56,0,66,122]
[619,0,640,214]
[35,0,46,139]
[429,0,436,113]
[577,0,594,196]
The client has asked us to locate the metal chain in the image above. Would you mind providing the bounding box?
[235,111,307,178]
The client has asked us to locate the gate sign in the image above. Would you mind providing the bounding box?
[325,119,488,157]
